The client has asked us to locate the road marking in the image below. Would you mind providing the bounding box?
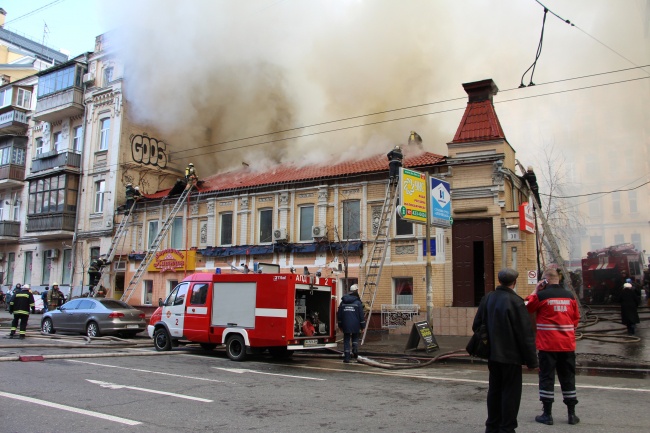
[86,379,213,402]
[279,363,650,393]
[0,390,141,426]
[212,366,325,381]
[68,360,228,383]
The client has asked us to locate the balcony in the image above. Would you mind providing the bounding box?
[33,87,84,123]
[0,220,20,238]
[0,110,29,135]
[0,163,25,185]
[30,150,81,175]
[26,213,76,236]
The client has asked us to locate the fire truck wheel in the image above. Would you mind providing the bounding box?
[226,334,247,361]
[200,343,217,351]
[154,328,172,351]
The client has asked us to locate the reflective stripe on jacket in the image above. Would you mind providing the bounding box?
[9,290,35,315]
[526,284,580,352]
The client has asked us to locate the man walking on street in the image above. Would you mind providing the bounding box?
[472,268,538,433]
[8,284,35,339]
[526,267,581,425]
[337,284,366,363]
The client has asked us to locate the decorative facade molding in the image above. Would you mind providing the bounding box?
[395,245,416,255]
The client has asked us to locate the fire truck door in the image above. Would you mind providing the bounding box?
[184,282,210,341]
[161,282,189,338]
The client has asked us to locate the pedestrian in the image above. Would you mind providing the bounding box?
[526,267,581,425]
[619,282,640,335]
[337,284,366,363]
[386,145,403,181]
[472,268,538,433]
[41,286,49,313]
[47,283,64,311]
[8,283,35,339]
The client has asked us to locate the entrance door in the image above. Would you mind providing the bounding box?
[452,219,495,307]
[161,282,189,338]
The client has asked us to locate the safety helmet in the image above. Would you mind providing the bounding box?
[23,284,30,289]
[127,183,132,187]
[349,284,359,292]
[134,186,140,191]
[51,282,59,287]
[394,145,401,150]
[188,163,194,167]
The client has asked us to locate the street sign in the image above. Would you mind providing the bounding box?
[430,177,452,228]
[398,168,427,224]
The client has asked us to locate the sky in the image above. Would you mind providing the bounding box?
[3,1,650,207]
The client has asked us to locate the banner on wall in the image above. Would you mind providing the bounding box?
[148,249,196,272]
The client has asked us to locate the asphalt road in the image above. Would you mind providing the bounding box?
[1,336,649,433]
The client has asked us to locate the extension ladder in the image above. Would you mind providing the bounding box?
[120,185,194,303]
[359,178,400,345]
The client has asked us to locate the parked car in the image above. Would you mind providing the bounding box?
[41,298,147,338]
[32,293,45,314]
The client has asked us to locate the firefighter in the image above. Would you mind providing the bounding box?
[88,256,110,289]
[387,145,403,182]
[8,283,35,339]
[519,166,542,209]
[337,284,366,363]
[185,163,198,185]
[47,283,64,311]
[124,183,142,214]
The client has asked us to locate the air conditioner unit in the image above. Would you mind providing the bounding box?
[82,73,95,85]
[272,228,288,242]
[45,249,59,259]
[312,225,327,238]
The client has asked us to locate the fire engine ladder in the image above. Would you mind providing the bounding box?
[120,185,194,303]
[359,178,400,345]
[515,160,583,318]
[91,202,136,296]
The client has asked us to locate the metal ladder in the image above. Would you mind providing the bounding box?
[91,202,136,296]
[360,178,400,345]
[120,185,194,303]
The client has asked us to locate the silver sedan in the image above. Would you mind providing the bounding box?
[41,298,147,338]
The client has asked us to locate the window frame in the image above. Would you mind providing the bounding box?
[219,212,233,246]
[395,215,414,237]
[94,180,105,213]
[73,126,83,153]
[342,200,361,240]
[148,220,159,249]
[171,217,183,249]
[99,118,110,151]
[299,205,314,241]
[258,208,273,244]
[394,277,414,305]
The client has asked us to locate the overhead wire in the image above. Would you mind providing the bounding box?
[520,6,549,87]
[3,0,66,26]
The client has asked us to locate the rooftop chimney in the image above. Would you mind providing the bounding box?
[462,79,499,103]
[0,9,6,28]
[450,78,505,144]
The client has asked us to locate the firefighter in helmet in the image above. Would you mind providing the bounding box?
[8,284,35,339]
[124,183,142,214]
[387,145,403,182]
[185,163,198,185]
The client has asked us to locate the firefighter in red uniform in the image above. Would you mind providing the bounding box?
[8,284,35,339]
[526,267,581,426]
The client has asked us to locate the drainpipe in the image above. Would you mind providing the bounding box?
[69,53,90,297]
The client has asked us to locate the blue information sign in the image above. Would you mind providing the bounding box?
[430,177,452,228]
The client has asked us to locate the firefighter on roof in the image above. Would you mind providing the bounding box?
[387,145,403,182]
[519,165,542,209]
[185,163,198,185]
[124,183,142,215]
[8,283,35,339]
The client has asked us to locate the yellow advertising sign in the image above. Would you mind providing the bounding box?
[148,249,196,272]
[398,168,427,224]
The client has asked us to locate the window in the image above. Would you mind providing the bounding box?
[62,249,72,285]
[299,206,314,241]
[103,67,114,86]
[189,283,209,305]
[148,220,159,249]
[259,208,273,243]
[394,277,413,304]
[342,200,360,240]
[341,277,358,294]
[28,174,77,215]
[631,233,641,251]
[94,180,105,213]
[15,88,32,109]
[144,280,153,305]
[395,216,413,236]
[90,247,100,261]
[37,65,77,97]
[0,199,3,220]
[35,137,43,155]
[42,256,52,285]
[0,88,8,107]
[78,300,95,310]
[53,132,62,152]
[171,217,183,249]
[164,282,189,307]
[0,147,7,165]
[23,251,32,286]
[99,118,110,151]
[167,280,178,298]
[73,126,83,153]
[628,190,638,213]
[12,146,25,165]
[6,252,15,286]
[590,235,603,251]
[614,234,624,245]
[220,212,233,245]
[612,192,620,215]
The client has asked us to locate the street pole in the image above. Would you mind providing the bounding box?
[425,172,433,325]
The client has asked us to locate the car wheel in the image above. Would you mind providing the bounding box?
[41,318,56,334]
[199,343,217,351]
[154,327,172,351]
[86,321,101,338]
[226,334,247,361]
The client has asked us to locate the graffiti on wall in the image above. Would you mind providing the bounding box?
[130,133,168,168]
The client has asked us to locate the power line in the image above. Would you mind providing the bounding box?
[169,65,650,158]
[3,0,66,26]
[543,179,650,199]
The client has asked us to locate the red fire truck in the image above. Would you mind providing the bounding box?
[147,272,337,361]
[581,243,645,304]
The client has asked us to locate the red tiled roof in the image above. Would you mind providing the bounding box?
[144,151,445,199]
[451,99,506,143]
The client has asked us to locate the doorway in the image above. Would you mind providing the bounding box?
[452,219,494,307]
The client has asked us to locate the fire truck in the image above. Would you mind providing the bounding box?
[581,243,645,304]
[147,272,337,361]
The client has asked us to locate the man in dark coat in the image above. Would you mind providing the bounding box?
[337,284,366,363]
[620,283,640,335]
[386,145,403,182]
[472,268,538,433]
[519,165,542,210]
